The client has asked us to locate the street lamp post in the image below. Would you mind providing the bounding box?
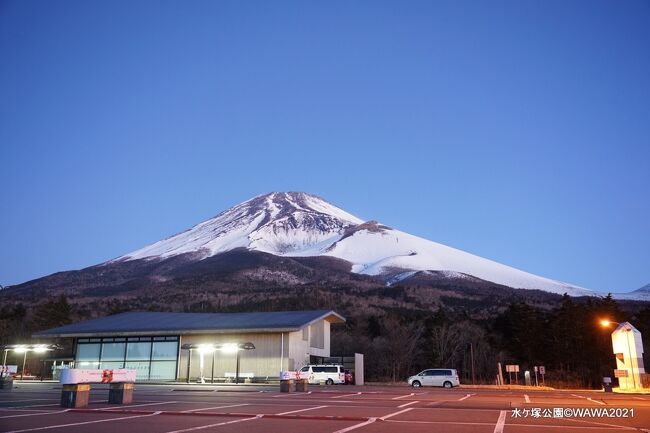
[0,345,59,381]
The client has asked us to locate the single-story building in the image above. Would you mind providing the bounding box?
[33,310,345,382]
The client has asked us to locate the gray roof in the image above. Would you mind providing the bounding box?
[33,310,345,338]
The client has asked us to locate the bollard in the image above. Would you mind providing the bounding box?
[295,379,309,392]
[109,383,134,404]
[61,384,90,408]
[280,379,295,393]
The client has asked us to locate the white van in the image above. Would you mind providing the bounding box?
[299,364,345,385]
[407,368,460,388]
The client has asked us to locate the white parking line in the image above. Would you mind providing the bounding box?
[164,414,262,433]
[275,405,328,415]
[102,401,178,410]
[392,393,415,400]
[565,417,637,431]
[388,419,628,429]
[4,411,161,433]
[272,391,312,398]
[397,400,419,408]
[457,393,474,401]
[332,392,362,399]
[379,407,414,421]
[0,409,70,419]
[332,417,377,433]
[182,403,249,413]
[525,394,531,403]
[493,410,506,433]
[571,394,606,405]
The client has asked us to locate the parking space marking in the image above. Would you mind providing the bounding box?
[564,416,637,431]
[387,419,630,430]
[0,409,70,419]
[164,414,262,433]
[332,392,362,399]
[275,405,328,415]
[493,410,506,433]
[182,403,249,413]
[458,393,474,401]
[6,400,104,409]
[397,400,419,408]
[587,398,606,406]
[4,411,162,433]
[272,392,311,398]
[332,417,377,433]
[392,393,415,400]
[379,407,414,420]
[102,401,178,410]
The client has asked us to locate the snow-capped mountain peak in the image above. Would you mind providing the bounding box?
[117,192,363,261]
[114,191,596,297]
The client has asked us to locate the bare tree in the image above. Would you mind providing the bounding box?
[381,318,424,382]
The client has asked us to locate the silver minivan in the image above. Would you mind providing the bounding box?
[407,368,460,388]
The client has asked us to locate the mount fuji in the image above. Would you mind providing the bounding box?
[110,192,594,297]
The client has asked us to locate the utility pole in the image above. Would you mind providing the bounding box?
[470,343,475,385]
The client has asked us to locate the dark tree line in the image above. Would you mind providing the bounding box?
[332,295,650,388]
[3,292,650,389]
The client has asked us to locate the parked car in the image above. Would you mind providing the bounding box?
[298,364,345,385]
[407,369,460,388]
[344,369,354,384]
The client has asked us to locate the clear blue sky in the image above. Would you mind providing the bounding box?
[1,0,648,293]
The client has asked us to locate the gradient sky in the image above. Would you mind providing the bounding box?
[1,0,648,293]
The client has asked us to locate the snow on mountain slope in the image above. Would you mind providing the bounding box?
[116,192,362,261]
[320,227,593,296]
[612,283,650,301]
[114,192,594,296]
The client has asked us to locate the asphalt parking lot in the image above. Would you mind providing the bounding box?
[2,382,650,433]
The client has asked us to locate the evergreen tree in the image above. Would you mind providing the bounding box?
[31,295,72,331]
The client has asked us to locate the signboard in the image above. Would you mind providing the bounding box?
[539,366,545,375]
[614,369,629,378]
[505,364,520,373]
[59,369,136,385]
[1,365,18,376]
[280,371,309,380]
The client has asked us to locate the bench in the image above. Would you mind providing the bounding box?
[223,372,254,383]
[59,369,136,408]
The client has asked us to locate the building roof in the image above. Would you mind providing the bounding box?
[33,310,346,338]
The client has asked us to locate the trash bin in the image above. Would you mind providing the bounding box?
[280,379,295,393]
[603,377,613,393]
[296,379,309,392]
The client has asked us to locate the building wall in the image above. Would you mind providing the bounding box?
[178,320,333,381]
[178,332,288,381]
[288,320,330,370]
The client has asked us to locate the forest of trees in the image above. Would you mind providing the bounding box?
[331,295,650,388]
[2,293,650,388]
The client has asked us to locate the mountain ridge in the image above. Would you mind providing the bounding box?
[108,191,595,297]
